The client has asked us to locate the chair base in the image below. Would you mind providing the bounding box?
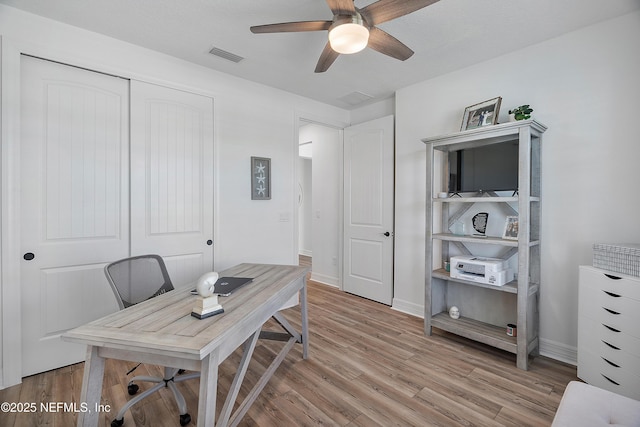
[111,413,191,427]
[111,367,200,426]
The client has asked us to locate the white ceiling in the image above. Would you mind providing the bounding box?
[2,0,639,109]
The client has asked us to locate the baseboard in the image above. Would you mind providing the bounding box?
[391,298,423,318]
[298,249,312,257]
[539,338,577,366]
[310,272,339,288]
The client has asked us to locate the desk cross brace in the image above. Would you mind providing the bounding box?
[217,313,302,427]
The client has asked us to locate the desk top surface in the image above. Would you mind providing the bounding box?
[63,263,309,361]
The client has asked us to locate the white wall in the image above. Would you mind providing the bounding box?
[298,157,313,256]
[0,4,349,388]
[298,132,313,257]
[351,97,395,126]
[393,10,640,364]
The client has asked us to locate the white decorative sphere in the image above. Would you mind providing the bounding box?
[196,272,219,297]
[449,306,460,319]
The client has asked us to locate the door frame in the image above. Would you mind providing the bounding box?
[293,112,348,288]
[0,38,219,388]
[1,37,25,389]
[293,113,396,299]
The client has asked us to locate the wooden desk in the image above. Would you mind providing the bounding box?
[63,263,310,427]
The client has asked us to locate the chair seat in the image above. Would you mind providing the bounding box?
[552,381,640,427]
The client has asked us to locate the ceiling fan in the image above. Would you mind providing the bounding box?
[250,0,440,73]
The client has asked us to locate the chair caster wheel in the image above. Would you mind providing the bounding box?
[111,418,124,427]
[180,413,191,426]
[127,383,139,395]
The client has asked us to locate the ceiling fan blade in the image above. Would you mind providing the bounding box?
[367,27,414,61]
[315,42,340,73]
[325,0,356,15]
[250,21,332,34]
[360,0,440,26]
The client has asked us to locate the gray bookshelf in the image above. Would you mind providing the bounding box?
[422,120,547,370]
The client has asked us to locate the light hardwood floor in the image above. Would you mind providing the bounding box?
[1,258,577,426]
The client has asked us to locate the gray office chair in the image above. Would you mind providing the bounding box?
[105,254,199,427]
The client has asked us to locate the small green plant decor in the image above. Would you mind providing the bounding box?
[508,105,533,120]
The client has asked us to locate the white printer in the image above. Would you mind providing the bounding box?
[450,255,512,286]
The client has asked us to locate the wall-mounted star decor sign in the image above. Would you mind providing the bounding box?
[251,156,271,200]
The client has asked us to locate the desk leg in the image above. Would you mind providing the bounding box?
[77,346,105,427]
[198,350,219,427]
[218,329,260,427]
[300,281,309,359]
[228,329,295,427]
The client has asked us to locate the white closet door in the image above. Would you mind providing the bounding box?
[130,81,214,287]
[20,56,129,376]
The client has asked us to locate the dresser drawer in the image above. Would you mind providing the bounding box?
[579,316,640,363]
[579,265,640,302]
[579,287,640,338]
[578,348,640,400]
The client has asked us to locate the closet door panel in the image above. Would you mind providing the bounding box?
[130,81,214,286]
[20,56,128,376]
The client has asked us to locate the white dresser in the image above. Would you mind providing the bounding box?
[578,265,640,400]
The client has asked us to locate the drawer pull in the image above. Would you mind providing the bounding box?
[604,274,622,280]
[603,307,621,315]
[601,374,620,386]
[603,324,621,333]
[602,340,621,350]
[603,290,621,298]
[601,357,620,368]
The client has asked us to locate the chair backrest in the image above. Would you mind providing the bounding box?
[105,254,174,309]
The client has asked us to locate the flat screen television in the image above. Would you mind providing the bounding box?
[448,142,519,193]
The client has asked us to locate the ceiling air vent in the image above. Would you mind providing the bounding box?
[208,46,244,63]
[339,91,374,106]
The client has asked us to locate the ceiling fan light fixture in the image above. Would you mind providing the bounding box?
[329,16,369,54]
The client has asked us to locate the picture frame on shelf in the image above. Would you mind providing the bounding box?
[503,216,519,240]
[251,156,271,200]
[460,96,502,131]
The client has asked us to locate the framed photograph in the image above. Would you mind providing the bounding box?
[460,96,502,131]
[502,216,519,240]
[251,156,271,200]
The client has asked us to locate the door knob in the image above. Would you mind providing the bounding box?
[23,252,35,261]
[383,232,391,237]
[206,240,213,246]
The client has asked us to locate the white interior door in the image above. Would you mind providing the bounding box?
[343,115,394,305]
[20,56,128,376]
[130,81,214,287]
